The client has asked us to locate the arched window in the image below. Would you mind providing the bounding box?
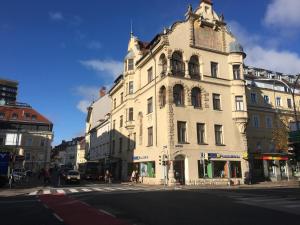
[159,86,167,108]
[191,87,202,108]
[173,84,184,106]
[189,55,200,79]
[171,51,185,77]
[159,54,167,76]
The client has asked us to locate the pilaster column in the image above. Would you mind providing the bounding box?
[168,160,176,186]
[184,60,190,79]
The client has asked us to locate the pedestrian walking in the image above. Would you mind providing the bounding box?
[135,170,139,183]
[44,168,51,186]
[131,170,136,182]
[105,170,110,183]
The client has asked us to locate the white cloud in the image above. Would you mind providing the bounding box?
[75,86,99,113]
[49,12,64,21]
[228,21,300,74]
[264,0,300,29]
[80,59,123,78]
[87,41,102,50]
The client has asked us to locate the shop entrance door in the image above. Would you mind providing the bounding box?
[174,156,185,185]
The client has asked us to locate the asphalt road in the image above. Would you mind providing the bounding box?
[0,187,299,225]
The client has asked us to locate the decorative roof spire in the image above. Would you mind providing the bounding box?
[130,20,133,38]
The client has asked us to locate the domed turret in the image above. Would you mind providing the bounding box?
[229,41,246,58]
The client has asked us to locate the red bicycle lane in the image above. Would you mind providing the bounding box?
[39,194,131,225]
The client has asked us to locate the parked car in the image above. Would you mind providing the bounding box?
[65,170,80,184]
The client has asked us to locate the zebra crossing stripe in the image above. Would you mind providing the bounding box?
[69,189,79,193]
[56,189,65,194]
[43,190,51,195]
[29,191,38,196]
[92,188,105,191]
[82,188,92,192]
[103,187,115,191]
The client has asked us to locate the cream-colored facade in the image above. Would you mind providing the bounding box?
[245,67,300,181]
[109,1,249,185]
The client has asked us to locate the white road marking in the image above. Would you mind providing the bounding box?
[43,190,51,195]
[99,209,116,218]
[69,189,79,193]
[56,189,65,194]
[82,188,92,192]
[29,191,38,196]
[53,213,64,222]
[92,188,105,191]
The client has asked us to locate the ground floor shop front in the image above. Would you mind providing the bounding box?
[124,150,248,185]
[249,153,293,182]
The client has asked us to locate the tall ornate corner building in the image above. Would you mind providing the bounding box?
[109,0,249,185]
[244,67,300,182]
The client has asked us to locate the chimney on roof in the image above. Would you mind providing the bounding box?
[99,87,106,97]
[202,0,213,5]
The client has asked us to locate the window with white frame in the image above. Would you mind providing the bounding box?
[177,121,187,143]
[287,98,292,108]
[197,123,205,144]
[147,97,153,114]
[148,67,153,83]
[263,95,270,104]
[128,81,134,94]
[128,59,134,71]
[275,97,281,107]
[214,125,223,145]
[235,96,244,111]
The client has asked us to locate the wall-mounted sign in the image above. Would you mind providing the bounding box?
[133,156,149,161]
[208,153,240,159]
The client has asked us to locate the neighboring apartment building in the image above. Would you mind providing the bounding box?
[244,66,300,182]
[109,0,249,185]
[0,78,18,105]
[0,103,53,172]
[53,137,86,169]
[85,88,112,174]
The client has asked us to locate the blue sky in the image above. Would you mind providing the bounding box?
[1,0,300,145]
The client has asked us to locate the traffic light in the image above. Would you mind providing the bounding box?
[159,155,162,165]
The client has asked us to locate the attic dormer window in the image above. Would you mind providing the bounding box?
[12,113,18,120]
[32,115,37,121]
[128,59,134,71]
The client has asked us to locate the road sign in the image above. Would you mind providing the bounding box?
[0,152,9,176]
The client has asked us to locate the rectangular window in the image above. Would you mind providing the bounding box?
[213,94,221,110]
[235,96,244,111]
[148,67,153,83]
[129,81,134,94]
[113,98,116,109]
[120,92,124,104]
[127,134,130,151]
[197,123,205,144]
[25,113,30,120]
[40,138,45,147]
[26,138,33,146]
[148,127,153,146]
[119,138,122,153]
[31,115,37,121]
[211,62,218,78]
[147,97,153,114]
[276,97,281,107]
[128,59,134,71]
[25,152,31,161]
[198,160,209,178]
[12,113,18,120]
[265,116,273,129]
[252,115,260,128]
[233,65,241,80]
[287,98,292,108]
[250,93,257,104]
[177,121,187,143]
[120,115,123,128]
[263,95,270,104]
[214,125,223,145]
[128,108,133,121]
[0,137,5,146]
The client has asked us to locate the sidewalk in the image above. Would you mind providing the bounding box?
[123,179,300,190]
